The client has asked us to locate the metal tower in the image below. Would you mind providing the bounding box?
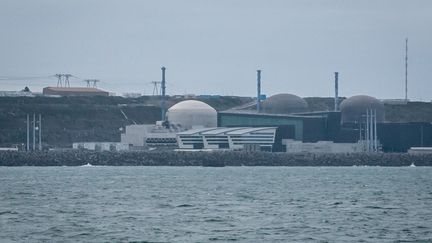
[257,70,261,113]
[55,74,63,87]
[55,74,73,87]
[151,81,161,96]
[334,72,339,111]
[64,74,72,87]
[84,79,100,88]
[161,66,166,121]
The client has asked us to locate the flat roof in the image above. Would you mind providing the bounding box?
[219,110,325,119]
[177,127,278,136]
[226,127,277,135]
[177,127,217,135]
[44,87,107,92]
[201,127,247,135]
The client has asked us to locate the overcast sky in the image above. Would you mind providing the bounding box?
[1,0,431,100]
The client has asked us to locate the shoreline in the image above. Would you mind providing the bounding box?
[1,150,432,167]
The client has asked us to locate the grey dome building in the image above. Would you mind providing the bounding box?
[166,100,217,129]
[261,93,308,114]
[340,95,385,123]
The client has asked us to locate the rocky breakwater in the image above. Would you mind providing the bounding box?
[1,150,432,166]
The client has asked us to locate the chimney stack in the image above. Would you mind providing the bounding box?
[161,66,166,121]
[257,70,261,112]
[334,72,339,111]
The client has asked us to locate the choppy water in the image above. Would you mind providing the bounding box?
[1,166,431,242]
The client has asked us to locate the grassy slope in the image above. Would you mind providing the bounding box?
[0,96,252,147]
[1,96,430,147]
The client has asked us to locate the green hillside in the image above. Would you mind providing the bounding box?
[0,95,252,147]
[0,96,431,148]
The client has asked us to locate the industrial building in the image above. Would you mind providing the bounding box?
[117,92,431,153]
[43,87,109,96]
[117,68,431,153]
[120,100,218,149]
[120,122,178,149]
[283,140,365,153]
[176,127,276,151]
[72,142,129,151]
[218,92,432,153]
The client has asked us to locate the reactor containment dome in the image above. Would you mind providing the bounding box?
[261,93,308,114]
[166,100,217,130]
[340,95,385,123]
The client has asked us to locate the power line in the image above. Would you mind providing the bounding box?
[84,79,100,88]
[0,75,52,81]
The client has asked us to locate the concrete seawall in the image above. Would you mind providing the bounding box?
[1,151,432,166]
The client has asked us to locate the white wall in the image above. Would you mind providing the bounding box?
[120,124,152,147]
[283,140,364,153]
[72,142,129,151]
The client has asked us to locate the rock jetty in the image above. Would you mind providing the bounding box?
[1,150,432,166]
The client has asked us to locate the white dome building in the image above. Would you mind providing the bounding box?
[166,100,217,129]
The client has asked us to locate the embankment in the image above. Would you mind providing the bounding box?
[1,150,431,166]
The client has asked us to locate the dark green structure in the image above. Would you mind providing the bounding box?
[219,110,432,153]
[218,111,341,143]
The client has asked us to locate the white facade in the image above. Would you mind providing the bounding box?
[408,147,432,154]
[177,127,277,151]
[72,142,129,151]
[120,123,178,148]
[283,139,364,153]
[166,100,217,130]
[0,91,35,97]
[0,147,19,151]
[120,124,152,147]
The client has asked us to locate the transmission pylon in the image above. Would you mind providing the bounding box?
[151,81,161,96]
[84,79,100,88]
[55,74,63,87]
[64,74,72,87]
[55,73,73,87]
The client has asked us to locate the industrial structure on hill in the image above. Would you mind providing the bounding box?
[3,68,428,153]
[43,87,109,97]
[98,68,431,153]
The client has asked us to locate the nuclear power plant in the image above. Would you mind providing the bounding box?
[107,68,432,153]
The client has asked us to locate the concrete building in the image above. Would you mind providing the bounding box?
[43,87,109,96]
[120,122,178,149]
[218,110,339,143]
[177,127,276,151]
[0,91,35,97]
[408,147,432,154]
[120,124,151,147]
[72,142,129,151]
[283,140,365,153]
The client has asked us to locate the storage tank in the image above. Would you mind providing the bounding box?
[166,100,217,129]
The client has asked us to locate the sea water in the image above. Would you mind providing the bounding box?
[1,166,431,242]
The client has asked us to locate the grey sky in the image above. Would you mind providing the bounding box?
[1,0,431,100]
